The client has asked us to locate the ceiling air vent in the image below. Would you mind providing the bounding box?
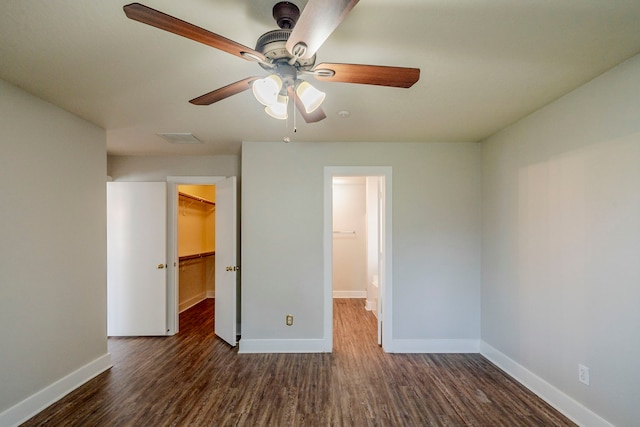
[158,132,202,144]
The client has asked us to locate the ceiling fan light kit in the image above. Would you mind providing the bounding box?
[296,81,325,113]
[123,1,420,124]
[265,94,290,120]
[252,75,283,106]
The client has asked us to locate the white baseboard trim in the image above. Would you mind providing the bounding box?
[389,339,480,353]
[0,353,112,427]
[179,292,207,313]
[480,341,613,427]
[365,299,375,311]
[332,290,366,298]
[206,290,215,299]
[238,339,330,353]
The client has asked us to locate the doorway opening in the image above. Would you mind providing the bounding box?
[106,176,237,344]
[324,167,392,352]
[167,176,232,338]
[176,185,216,324]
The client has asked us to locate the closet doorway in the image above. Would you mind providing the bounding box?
[176,185,216,317]
[166,176,238,345]
[324,167,392,352]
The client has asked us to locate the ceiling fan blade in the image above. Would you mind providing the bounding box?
[285,0,359,60]
[123,3,266,62]
[189,77,260,105]
[288,86,327,123]
[313,63,420,88]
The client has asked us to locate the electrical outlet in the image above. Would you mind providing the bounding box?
[578,364,590,386]
[286,314,293,326]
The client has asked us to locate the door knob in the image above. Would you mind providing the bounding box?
[157,263,165,269]
[226,266,240,271]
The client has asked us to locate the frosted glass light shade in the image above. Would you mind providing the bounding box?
[296,81,325,113]
[252,75,282,106]
[265,95,288,120]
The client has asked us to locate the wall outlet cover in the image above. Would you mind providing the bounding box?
[578,364,590,386]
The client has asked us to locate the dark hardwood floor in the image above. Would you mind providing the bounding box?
[22,299,575,426]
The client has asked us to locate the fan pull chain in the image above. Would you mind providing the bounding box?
[283,88,297,142]
[293,98,297,133]
[283,92,292,143]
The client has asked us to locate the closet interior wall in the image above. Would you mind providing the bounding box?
[178,185,216,313]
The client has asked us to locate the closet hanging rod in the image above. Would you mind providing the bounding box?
[333,230,356,234]
[178,192,215,206]
[179,251,215,262]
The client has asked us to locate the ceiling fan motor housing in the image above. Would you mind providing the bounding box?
[255,29,316,71]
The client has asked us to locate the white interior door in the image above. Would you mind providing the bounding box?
[214,176,238,346]
[107,182,167,336]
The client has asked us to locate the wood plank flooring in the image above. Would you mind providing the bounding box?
[22,299,575,426]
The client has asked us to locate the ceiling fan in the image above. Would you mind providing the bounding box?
[123,1,420,123]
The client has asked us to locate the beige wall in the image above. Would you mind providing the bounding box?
[0,79,109,421]
[107,155,239,181]
[178,186,215,256]
[241,141,481,348]
[481,54,640,426]
[178,256,215,312]
[332,179,367,294]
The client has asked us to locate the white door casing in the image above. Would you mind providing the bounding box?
[377,178,385,346]
[107,182,167,336]
[324,167,392,352]
[166,176,225,335]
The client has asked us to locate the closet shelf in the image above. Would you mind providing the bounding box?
[179,251,215,262]
[179,192,215,206]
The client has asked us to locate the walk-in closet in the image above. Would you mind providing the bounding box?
[178,185,216,313]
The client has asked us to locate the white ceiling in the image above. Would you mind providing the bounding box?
[2,0,640,156]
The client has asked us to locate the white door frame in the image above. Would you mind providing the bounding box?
[324,166,393,352]
[166,176,227,334]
